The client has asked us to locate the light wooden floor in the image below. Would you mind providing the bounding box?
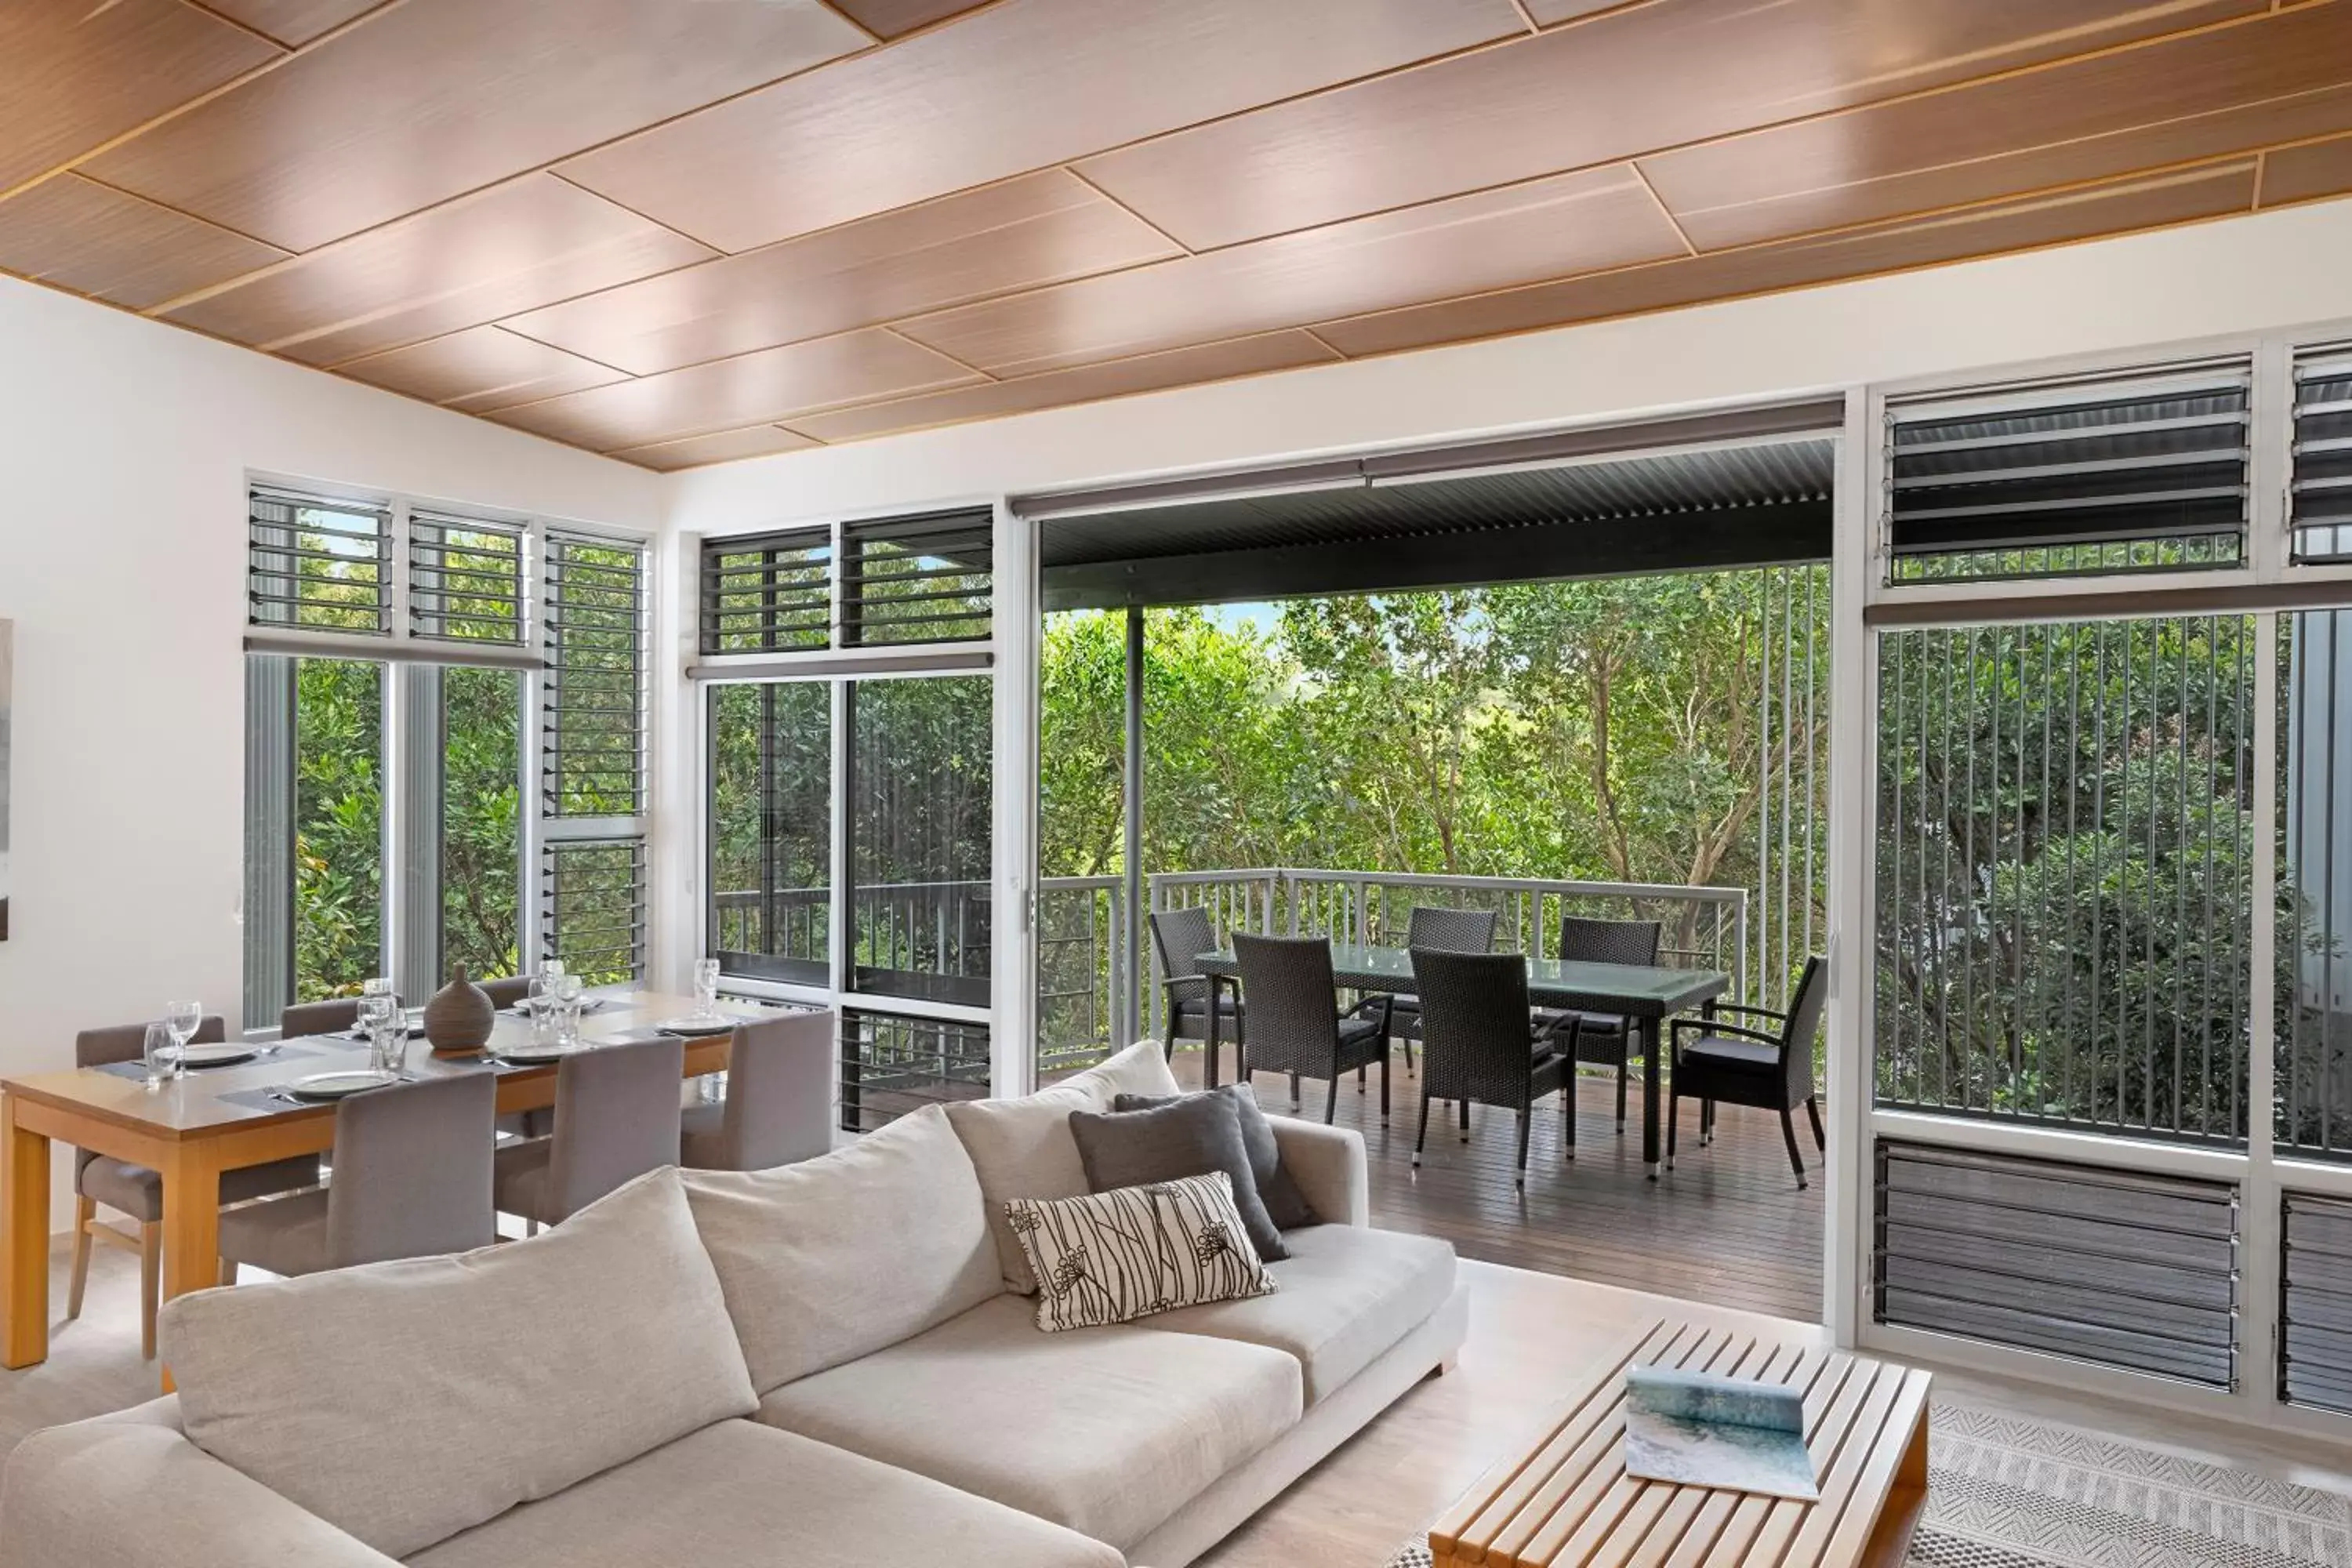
[1168,1044,1826,1322]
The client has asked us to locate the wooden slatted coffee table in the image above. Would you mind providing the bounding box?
[1429,1319,1931,1568]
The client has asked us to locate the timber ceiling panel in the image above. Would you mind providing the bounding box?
[5,0,2352,468]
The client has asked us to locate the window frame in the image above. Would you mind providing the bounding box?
[242,477,653,1022]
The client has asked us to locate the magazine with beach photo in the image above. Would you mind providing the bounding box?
[1621,1363,1819,1501]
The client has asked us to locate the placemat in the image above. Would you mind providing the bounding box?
[89,1042,328,1081]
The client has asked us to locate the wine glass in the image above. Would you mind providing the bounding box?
[162,1000,200,1075]
[693,958,720,1020]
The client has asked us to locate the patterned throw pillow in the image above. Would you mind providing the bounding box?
[1005,1171,1278,1333]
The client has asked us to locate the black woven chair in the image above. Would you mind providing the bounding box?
[1149,906,1243,1062]
[1668,955,1829,1189]
[1410,949,1579,1186]
[1388,906,1498,1071]
[1231,932,1392,1123]
[1534,916,1661,1134]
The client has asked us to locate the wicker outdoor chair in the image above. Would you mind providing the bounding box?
[1410,948,1580,1186]
[1230,931,1392,1123]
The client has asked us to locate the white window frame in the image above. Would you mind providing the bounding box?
[1842,324,2352,1444]
[241,474,654,1022]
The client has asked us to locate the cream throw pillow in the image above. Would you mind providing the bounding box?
[1006,1171,1276,1333]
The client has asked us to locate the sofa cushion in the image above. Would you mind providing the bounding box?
[1071,1091,1287,1261]
[159,1167,755,1560]
[408,1419,1123,1568]
[1142,1222,1457,1405]
[682,1103,1000,1392]
[1116,1083,1313,1229]
[946,1040,1184,1292]
[757,1291,1300,1552]
[1009,1171,1276,1331]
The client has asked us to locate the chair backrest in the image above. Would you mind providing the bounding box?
[1230,931,1341,1074]
[75,1014,224,1069]
[1403,906,1497,955]
[546,1036,684,1222]
[478,975,531,1008]
[325,1073,498,1269]
[74,1016,226,1176]
[717,1010,836,1171]
[281,997,362,1038]
[1410,949,1541,1107]
[1149,906,1217,983]
[1777,956,1830,1097]
[1557,916,1662,967]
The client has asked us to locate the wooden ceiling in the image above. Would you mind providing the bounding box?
[8,1,2352,471]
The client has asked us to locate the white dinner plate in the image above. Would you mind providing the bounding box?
[170,1043,257,1069]
[284,1069,401,1102]
[652,1015,739,1036]
[492,1043,579,1065]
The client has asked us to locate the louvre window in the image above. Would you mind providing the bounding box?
[2281,1192,2352,1414]
[843,510,993,645]
[249,488,391,634]
[701,527,831,655]
[1874,1141,2239,1387]
[543,531,647,818]
[2291,346,2352,564]
[840,1009,989,1133]
[1886,365,2251,583]
[408,513,524,644]
[540,837,646,985]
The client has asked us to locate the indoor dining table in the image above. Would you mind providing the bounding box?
[2,990,735,1380]
[1192,944,1729,1178]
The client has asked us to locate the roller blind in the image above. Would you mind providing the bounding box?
[1886,363,2252,582]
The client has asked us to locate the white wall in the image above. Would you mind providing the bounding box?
[667,195,2352,531]
[0,278,660,1219]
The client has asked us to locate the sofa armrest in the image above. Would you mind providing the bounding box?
[0,1410,400,1568]
[1269,1118,1368,1227]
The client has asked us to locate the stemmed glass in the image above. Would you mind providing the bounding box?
[692,958,720,1021]
[161,1000,200,1079]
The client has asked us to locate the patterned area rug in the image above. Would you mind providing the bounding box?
[1382,1403,2352,1568]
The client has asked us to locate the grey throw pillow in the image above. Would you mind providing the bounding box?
[1116,1084,1315,1230]
[1069,1091,1289,1262]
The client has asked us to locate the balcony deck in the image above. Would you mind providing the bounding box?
[1167,1042,1825,1323]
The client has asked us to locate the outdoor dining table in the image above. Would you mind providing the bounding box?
[1192,943,1730,1178]
[1,990,732,1383]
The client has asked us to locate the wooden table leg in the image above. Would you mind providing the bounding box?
[157,1145,223,1392]
[2,1093,52,1370]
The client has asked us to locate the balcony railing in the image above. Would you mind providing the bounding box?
[717,868,1749,1074]
[1038,867,1748,1072]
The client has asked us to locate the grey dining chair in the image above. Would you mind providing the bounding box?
[67,1017,322,1357]
[1150,906,1243,1061]
[1230,932,1392,1124]
[495,1036,684,1227]
[1536,916,1663,1134]
[681,1011,834,1172]
[218,1072,498,1279]
[280,996,363,1038]
[479,975,532,1008]
[1669,956,1830,1189]
[1410,949,1580,1187]
[1388,906,1498,1071]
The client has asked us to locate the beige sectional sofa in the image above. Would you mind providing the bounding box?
[0,1042,1467,1568]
